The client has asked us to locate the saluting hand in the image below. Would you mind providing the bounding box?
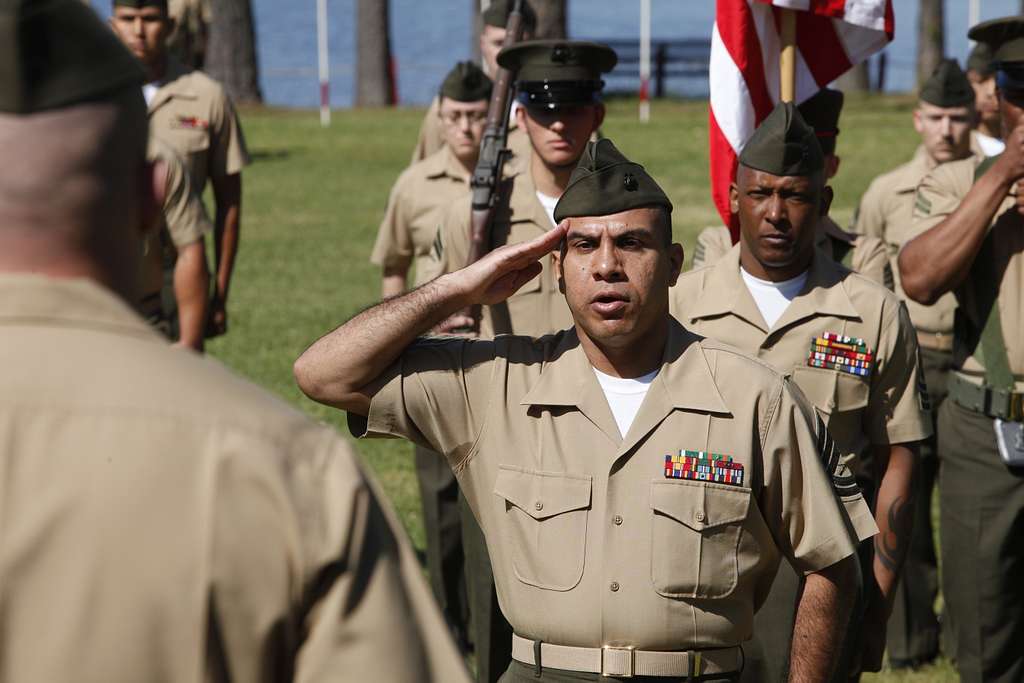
[450,221,568,307]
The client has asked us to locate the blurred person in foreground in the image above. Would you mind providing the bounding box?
[0,2,468,681]
[296,137,864,683]
[369,60,493,651]
[900,16,1024,683]
[690,89,892,290]
[109,0,250,339]
[850,58,983,670]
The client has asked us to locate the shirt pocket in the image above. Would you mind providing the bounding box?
[493,465,592,591]
[792,366,869,417]
[649,480,751,599]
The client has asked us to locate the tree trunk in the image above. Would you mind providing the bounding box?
[835,62,871,92]
[205,0,262,103]
[471,0,483,63]
[916,0,944,89]
[530,0,566,40]
[356,0,396,106]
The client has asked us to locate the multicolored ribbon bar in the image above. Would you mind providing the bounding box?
[807,332,874,377]
[664,450,744,486]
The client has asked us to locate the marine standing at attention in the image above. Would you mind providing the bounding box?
[671,103,930,682]
[296,138,869,683]
[434,40,617,338]
[411,0,537,164]
[141,136,212,350]
[691,89,892,290]
[109,0,250,339]
[899,16,1024,683]
[850,58,982,670]
[370,60,493,650]
[0,2,469,680]
[966,40,1006,157]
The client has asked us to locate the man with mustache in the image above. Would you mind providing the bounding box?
[671,103,930,682]
[900,16,1024,683]
[849,58,981,671]
[296,138,870,683]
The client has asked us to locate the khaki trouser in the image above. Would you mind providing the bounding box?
[939,399,1024,683]
[885,346,947,664]
[499,660,738,683]
[462,495,513,683]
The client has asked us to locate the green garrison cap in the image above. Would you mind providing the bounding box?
[553,138,673,223]
[0,0,146,114]
[739,101,824,177]
[498,40,617,108]
[439,61,492,102]
[482,0,536,32]
[919,59,975,108]
[968,41,996,77]
[798,88,843,156]
[112,0,168,10]
[969,17,1024,65]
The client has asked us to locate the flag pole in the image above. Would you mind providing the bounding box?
[317,0,331,127]
[780,9,796,102]
[639,0,651,122]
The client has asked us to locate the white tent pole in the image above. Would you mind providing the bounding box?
[317,0,331,127]
[639,0,651,123]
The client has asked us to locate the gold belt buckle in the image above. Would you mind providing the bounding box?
[601,645,635,677]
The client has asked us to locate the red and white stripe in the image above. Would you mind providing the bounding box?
[709,0,894,241]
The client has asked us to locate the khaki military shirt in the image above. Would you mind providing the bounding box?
[672,246,931,490]
[139,136,212,322]
[433,151,572,338]
[372,146,471,287]
[0,275,469,683]
[853,146,971,343]
[352,320,862,650]
[149,57,250,194]
[913,155,1024,385]
[691,219,892,289]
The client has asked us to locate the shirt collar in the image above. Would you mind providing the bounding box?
[0,274,161,341]
[149,56,198,112]
[424,146,472,183]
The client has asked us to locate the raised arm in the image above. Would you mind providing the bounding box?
[899,124,1024,305]
[294,223,566,414]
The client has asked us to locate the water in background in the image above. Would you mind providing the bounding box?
[89,0,1021,109]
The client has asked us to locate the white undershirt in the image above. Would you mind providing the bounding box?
[593,367,660,437]
[142,82,160,106]
[740,267,809,328]
[536,191,559,228]
[975,131,1006,157]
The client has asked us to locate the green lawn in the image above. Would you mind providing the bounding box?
[208,94,957,681]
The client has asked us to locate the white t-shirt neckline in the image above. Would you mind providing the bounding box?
[592,367,660,438]
[740,267,809,329]
[536,191,559,228]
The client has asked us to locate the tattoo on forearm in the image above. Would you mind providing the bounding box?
[875,492,915,574]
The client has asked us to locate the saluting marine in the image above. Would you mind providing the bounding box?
[672,103,930,682]
[297,138,871,683]
[900,16,1024,683]
[0,2,468,681]
[692,89,892,290]
[851,58,982,669]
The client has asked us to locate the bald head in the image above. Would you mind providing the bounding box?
[0,88,158,296]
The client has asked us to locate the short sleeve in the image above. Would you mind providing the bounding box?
[853,235,894,291]
[911,161,973,231]
[208,88,250,181]
[370,173,415,270]
[691,226,731,269]
[867,301,933,446]
[759,380,870,574]
[159,142,213,248]
[851,178,888,240]
[431,196,473,276]
[349,337,499,471]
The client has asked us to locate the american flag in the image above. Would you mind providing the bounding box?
[709,0,895,241]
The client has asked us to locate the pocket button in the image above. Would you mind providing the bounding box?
[612,514,623,526]
[610,581,620,592]
[534,501,544,512]
[695,510,706,523]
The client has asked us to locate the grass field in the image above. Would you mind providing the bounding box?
[207,95,958,681]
